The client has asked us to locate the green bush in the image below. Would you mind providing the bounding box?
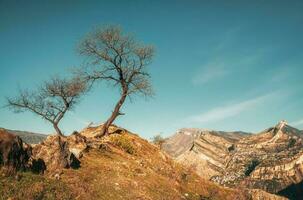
[110,134,135,154]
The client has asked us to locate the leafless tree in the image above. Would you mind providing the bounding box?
[151,134,166,149]
[78,25,154,137]
[6,76,87,136]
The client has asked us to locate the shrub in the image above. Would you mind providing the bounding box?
[110,134,135,154]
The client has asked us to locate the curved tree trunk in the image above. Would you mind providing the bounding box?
[53,123,64,136]
[52,106,68,136]
[97,91,127,137]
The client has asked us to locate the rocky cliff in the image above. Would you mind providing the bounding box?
[163,121,303,199]
[163,128,251,178]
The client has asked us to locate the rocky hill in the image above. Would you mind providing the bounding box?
[0,126,285,200]
[162,121,303,200]
[2,128,47,144]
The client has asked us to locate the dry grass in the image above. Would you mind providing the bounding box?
[0,131,250,200]
[60,132,249,200]
[0,171,73,200]
[109,134,135,154]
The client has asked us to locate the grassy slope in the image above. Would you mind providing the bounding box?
[0,132,249,200]
[61,133,248,200]
[0,172,73,200]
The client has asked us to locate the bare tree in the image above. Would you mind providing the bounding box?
[6,76,87,136]
[78,25,154,137]
[151,134,166,149]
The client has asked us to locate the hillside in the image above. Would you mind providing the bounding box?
[0,126,284,200]
[2,128,47,144]
[162,121,303,199]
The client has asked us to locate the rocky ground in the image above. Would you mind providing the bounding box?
[163,121,303,200]
[0,125,285,200]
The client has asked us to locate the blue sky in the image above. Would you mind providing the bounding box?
[0,0,303,138]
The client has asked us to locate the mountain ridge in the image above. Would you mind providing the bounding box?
[162,121,303,199]
[0,128,47,144]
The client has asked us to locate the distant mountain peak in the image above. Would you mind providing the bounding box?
[268,120,302,139]
[276,120,288,129]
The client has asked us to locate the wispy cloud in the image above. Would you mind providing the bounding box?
[192,52,265,86]
[213,27,241,52]
[186,92,278,124]
[192,63,228,85]
[290,119,303,127]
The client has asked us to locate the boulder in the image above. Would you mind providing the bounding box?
[31,135,80,174]
[80,124,127,138]
[0,129,31,173]
[66,132,88,159]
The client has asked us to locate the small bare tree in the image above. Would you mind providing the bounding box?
[6,76,87,136]
[151,134,166,149]
[78,25,154,137]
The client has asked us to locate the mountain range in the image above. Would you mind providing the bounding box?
[162,121,303,200]
[1,128,47,144]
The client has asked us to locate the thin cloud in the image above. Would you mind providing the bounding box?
[213,27,241,52]
[192,48,266,86]
[290,119,303,127]
[192,64,227,85]
[187,92,278,124]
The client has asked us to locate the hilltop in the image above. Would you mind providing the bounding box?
[0,125,284,200]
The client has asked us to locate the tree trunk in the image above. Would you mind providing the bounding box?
[53,123,64,136]
[97,91,127,137]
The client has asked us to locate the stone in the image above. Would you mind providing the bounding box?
[31,135,80,174]
[66,132,88,159]
[0,129,31,174]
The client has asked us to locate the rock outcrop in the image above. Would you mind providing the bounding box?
[249,189,288,200]
[21,124,125,175]
[80,124,127,138]
[67,132,88,159]
[31,135,81,174]
[163,128,250,178]
[163,121,303,199]
[0,129,31,173]
[29,125,122,174]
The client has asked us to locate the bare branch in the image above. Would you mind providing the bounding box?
[77,25,155,136]
[6,75,88,136]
